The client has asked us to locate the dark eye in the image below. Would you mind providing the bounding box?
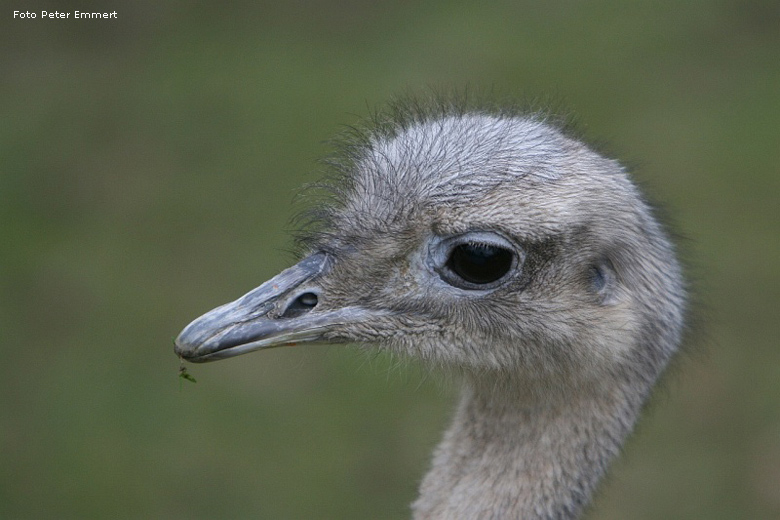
[446,243,514,286]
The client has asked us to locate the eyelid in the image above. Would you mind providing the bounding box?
[438,231,518,252]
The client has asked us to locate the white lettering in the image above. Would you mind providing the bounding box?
[41,11,70,19]
[14,10,37,18]
[75,11,117,19]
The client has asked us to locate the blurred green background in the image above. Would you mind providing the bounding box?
[2,1,779,518]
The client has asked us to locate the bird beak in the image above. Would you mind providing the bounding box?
[174,252,367,363]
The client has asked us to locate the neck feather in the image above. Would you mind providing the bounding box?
[412,372,648,519]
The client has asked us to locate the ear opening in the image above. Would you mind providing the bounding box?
[588,257,618,305]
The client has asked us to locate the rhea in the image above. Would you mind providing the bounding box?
[175,103,686,519]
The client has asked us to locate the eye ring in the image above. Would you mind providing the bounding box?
[429,232,522,291]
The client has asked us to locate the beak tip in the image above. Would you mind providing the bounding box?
[173,338,194,362]
[173,325,207,362]
[174,341,211,363]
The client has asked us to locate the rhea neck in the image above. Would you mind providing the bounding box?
[412,369,648,520]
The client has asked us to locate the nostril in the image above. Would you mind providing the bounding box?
[298,292,318,307]
[280,291,319,318]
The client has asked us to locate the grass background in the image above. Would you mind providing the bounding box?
[2,1,779,518]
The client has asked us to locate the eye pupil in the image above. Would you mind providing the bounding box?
[446,243,513,285]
